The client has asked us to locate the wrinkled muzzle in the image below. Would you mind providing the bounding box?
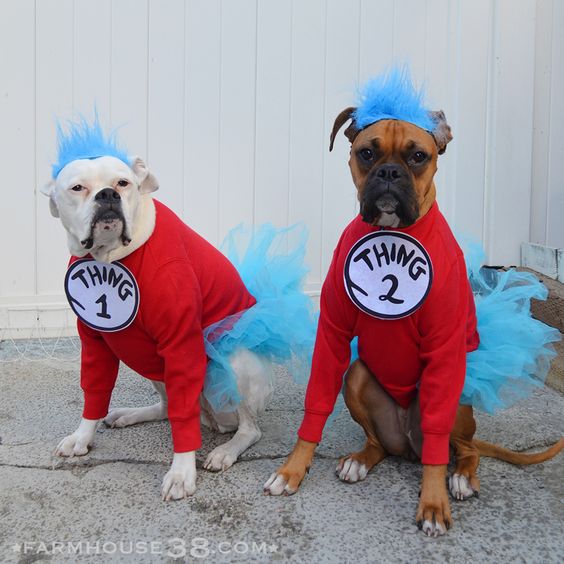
[360,164,419,227]
[82,188,131,249]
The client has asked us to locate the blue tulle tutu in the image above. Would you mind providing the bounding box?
[202,224,316,412]
[205,225,559,417]
[348,240,560,415]
[460,242,560,413]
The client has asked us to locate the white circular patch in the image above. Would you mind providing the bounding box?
[344,231,433,319]
[65,259,139,332]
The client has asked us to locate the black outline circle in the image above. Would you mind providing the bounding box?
[343,231,433,320]
[64,258,140,332]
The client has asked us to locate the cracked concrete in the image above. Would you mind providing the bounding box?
[0,342,563,563]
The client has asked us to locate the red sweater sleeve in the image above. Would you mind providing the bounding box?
[418,255,469,464]
[298,247,355,443]
[146,259,207,453]
[78,321,120,419]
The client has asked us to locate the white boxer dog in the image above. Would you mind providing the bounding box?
[42,153,273,500]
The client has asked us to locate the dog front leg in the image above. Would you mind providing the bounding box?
[416,464,452,537]
[263,438,317,495]
[161,451,197,501]
[55,418,99,457]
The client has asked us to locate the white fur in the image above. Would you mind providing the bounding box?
[46,157,272,500]
[41,156,157,263]
[55,417,99,457]
[449,473,477,501]
[263,456,370,496]
[203,350,269,472]
[161,451,197,501]
[376,212,400,228]
[103,381,167,427]
[263,472,295,496]
[55,332,270,500]
[103,350,269,499]
[335,458,369,483]
[421,519,445,538]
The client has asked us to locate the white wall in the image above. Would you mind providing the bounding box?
[0,0,562,336]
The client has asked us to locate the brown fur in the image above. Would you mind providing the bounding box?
[329,107,358,151]
[269,438,317,494]
[268,111,562,535]
[341,360,562,532]
[474,437,564,464]
[348,120,438,225]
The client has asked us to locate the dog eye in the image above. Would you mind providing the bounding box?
[117,179,129,187]
[358,148,374,162]
[410,151,428,164]
[70,184,84,192]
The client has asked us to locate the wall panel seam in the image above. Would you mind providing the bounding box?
[252,0,259,227]
[483,0,498,260]
[216,0,223,245]
[33,0,38,296]
[320,0,328,280]
[545,0,555,244]
[287,0,294,229]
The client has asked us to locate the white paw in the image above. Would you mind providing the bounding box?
[55,434,90,457]
[103,404,166,428]
[104,408,137,428]
[335,458,369,483]
[449,473,478,501]
[263,472,298,496]
[161,469,196,501]
[203,445,238,472]
[161,452,197,501]
[420,519,446,538]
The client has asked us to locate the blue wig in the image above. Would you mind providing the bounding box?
[52,113,131,178]
[353,66,435,132]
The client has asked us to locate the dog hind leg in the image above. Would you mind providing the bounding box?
[336,438,387,483]
[203,349,271,471]
[449,405,480,500]
[200,393,239,433]
[103,381,168,428]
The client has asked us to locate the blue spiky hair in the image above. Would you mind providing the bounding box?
[353,66,434,132]
[52,112,131,178]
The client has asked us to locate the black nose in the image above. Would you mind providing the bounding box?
[95,188,121,202]
[375,164,404,182]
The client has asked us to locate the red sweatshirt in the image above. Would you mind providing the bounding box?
[68,200,256,453]
[298,203,479,464]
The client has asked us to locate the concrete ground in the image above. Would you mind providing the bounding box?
[0,340,563,563]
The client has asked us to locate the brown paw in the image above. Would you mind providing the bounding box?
[416,465,452,537]
[416,495,452,537]
[263,438,316,496]
[263,467,305,496]
[336,454,370,483]
[335,440,387,483]
[449,472,480,501]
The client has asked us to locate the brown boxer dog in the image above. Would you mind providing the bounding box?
[264,108,563,536]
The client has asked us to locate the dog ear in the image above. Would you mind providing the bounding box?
[429,110,453,155]
[40,180,60,218]
[131,157,159,194]
[329,107,359,152]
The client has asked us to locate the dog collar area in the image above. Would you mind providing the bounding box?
[64,258,140,331]
[343,231,433,319]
